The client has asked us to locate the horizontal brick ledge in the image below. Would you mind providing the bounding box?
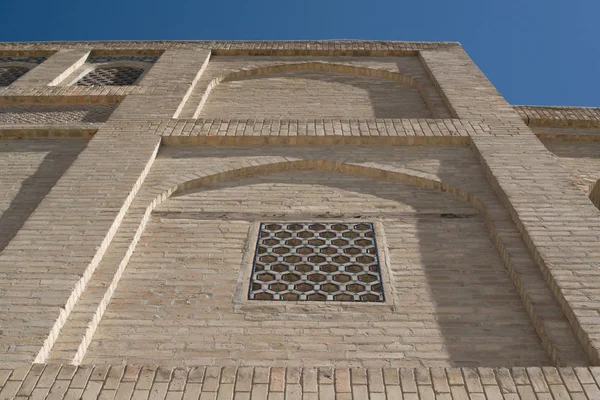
[0,364,598,398]
[0,127,99,139]
[514,105,600,128]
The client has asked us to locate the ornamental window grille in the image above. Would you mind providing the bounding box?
[76,66,145,86]
[249,222,385,302]
[0,66,29,86]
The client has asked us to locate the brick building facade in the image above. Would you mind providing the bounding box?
[0,40,599,399]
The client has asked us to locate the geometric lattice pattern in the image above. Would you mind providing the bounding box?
[0,104,118,125]
[76,67,145,86]
[0,56,47,65]
[0,66,30,87]
[249,222,384,302]
[88,55,159,64]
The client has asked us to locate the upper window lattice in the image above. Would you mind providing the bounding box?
[76,66,145,86]
[87,55,159,64]
[0,66,29,87]
[0,56,47,87]
[75,55,158,86]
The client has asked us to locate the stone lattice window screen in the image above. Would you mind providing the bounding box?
[0,56,47,86]
[0,66,30,86]
[71,55,158,86]
[76,66,145,86]
[248,222,385,302]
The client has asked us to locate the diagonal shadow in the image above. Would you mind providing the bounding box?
[203,70,432,119]
[0,140,88,253]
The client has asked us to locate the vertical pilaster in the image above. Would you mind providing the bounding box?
[421,47,600,364]
[11,49,90,87]
[0,49,210,366]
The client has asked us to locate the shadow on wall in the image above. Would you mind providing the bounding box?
[591,180,600,210]
[201,70,432,120]
[0,140,88,253]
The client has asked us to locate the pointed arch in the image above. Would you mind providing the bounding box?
[139,158,562,365]
[193,61,437,118]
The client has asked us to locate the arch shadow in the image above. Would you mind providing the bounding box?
[0,140,88,253]
[193,62,437,119]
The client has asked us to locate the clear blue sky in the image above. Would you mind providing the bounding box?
[1,0,598,107]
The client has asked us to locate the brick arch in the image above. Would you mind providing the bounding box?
[65,159,564,366]
[140,159,561,364]
[193,61,437,118]
[63,158,573,366]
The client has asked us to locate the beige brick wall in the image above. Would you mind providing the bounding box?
[3,364,600,400]
[84,170,549,367]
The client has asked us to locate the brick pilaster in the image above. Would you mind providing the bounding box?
[11,49,90,87]
[421,47,600,364]
[0,49,209,366]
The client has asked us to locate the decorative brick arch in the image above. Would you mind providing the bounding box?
[193,61,438,118]
[60,158,568,366]
[61,159,562,364]
[70,61,151,86]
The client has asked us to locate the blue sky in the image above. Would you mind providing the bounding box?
[1,0,598,107]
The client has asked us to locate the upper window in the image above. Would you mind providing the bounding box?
[0,66,29,87]
[72,54,159,87]
[0,56,47,86]
[76,66,145,86]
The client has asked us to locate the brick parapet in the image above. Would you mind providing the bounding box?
[0,40,460,52]
[419,48,524,124]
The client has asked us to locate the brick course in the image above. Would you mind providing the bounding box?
[1,364,600,399]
